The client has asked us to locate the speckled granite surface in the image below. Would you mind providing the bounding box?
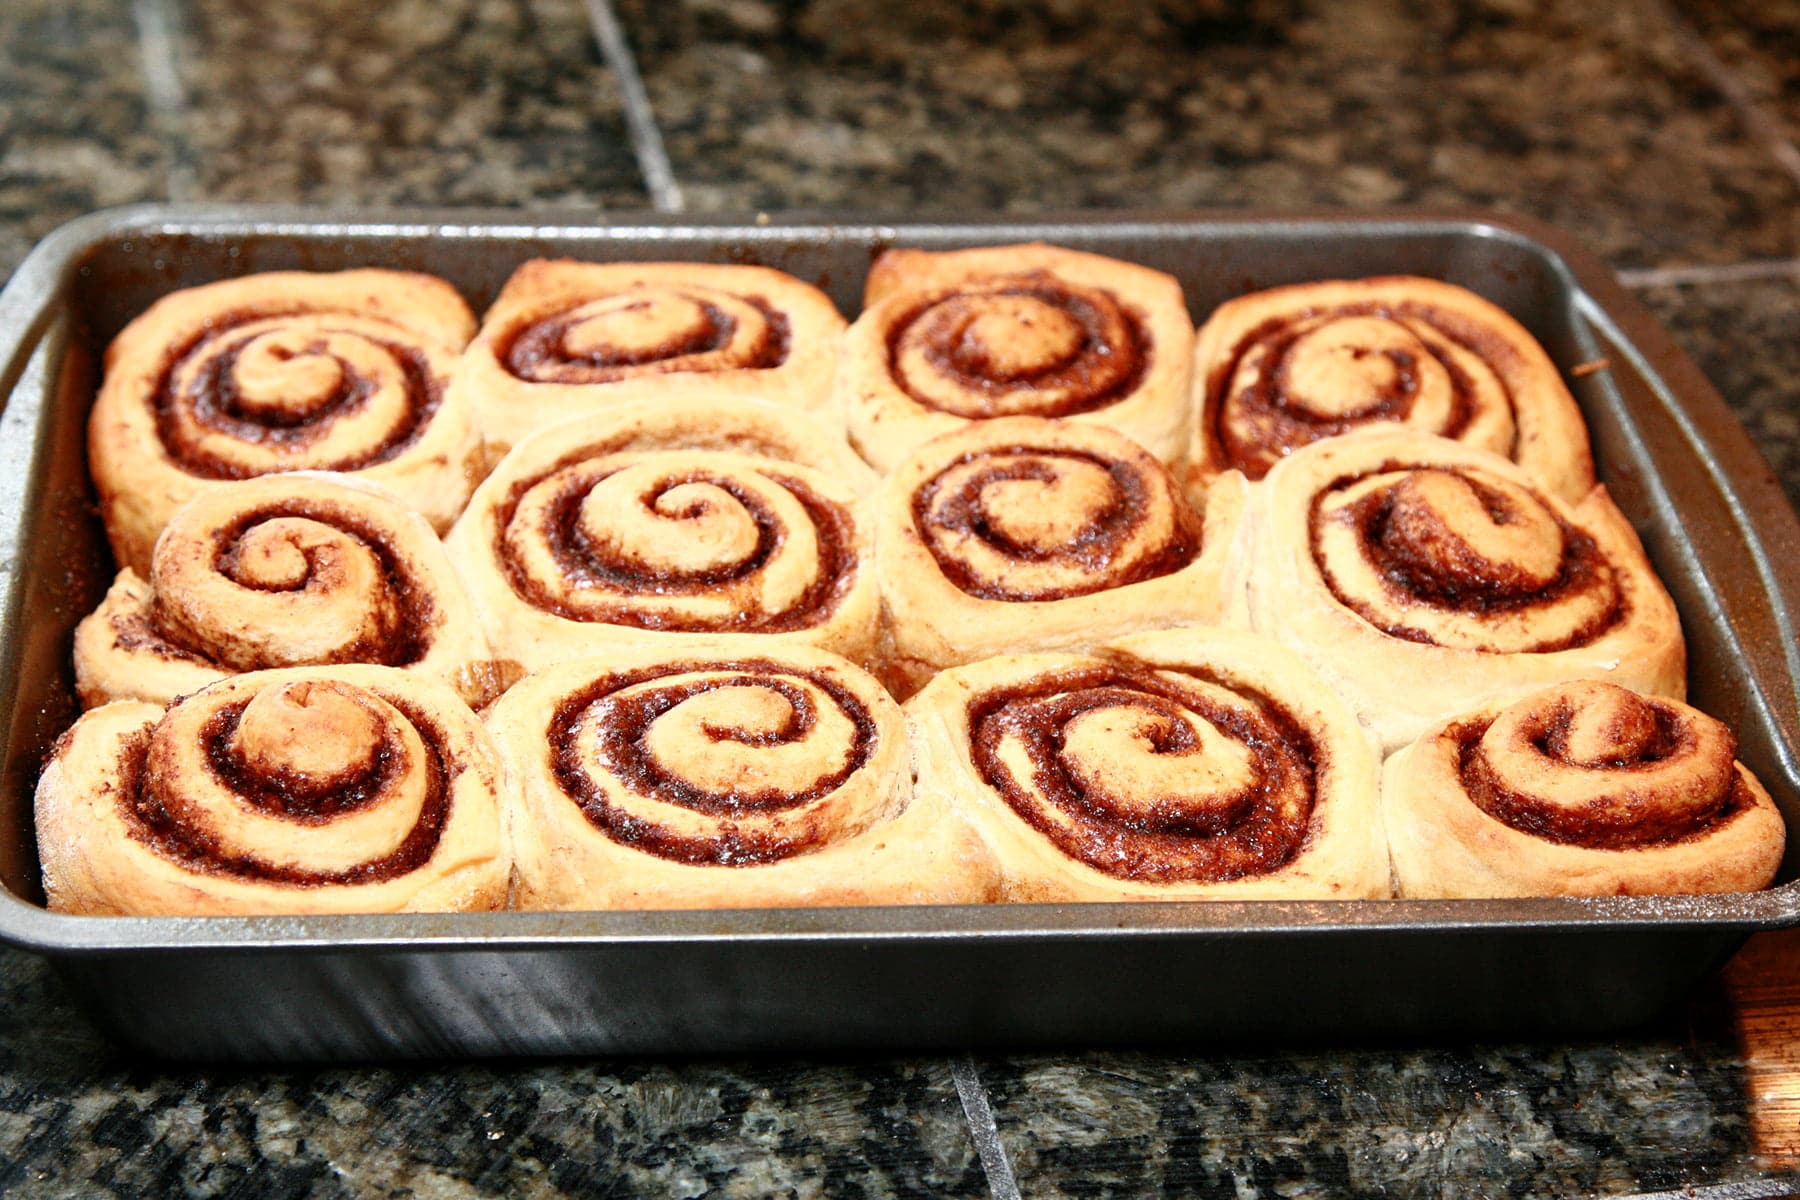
[617,0,1797,270]
[1,0,1798,1195]
[1641,277,1800,510]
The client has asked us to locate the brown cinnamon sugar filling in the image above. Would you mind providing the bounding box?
[1210,301,1521,478]
[885,275,1150,416]
[911,446,1200,601]
[548,659,879,865]
[172,501,435,667]
[152,309,443,479]
[500,293,789,383]
[1452,684,1750,849]
[966,662,1320,883]
[496,460,858,631]
[1309,462,1623,651]
[120,687,453,885]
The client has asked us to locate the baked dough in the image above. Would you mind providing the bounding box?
[1384,680,1784,897]
[876,416,1248,695]
[444,403,880,675]
[840,242,1195,471]
[89,269,482,575]
[1245,429,1683,750]
[36,666,510,915]
[490,640,1000,910]
[1186,275,1593,503]
[454,258,847,461]
[74,472,504,710]
[907,628,1388,900]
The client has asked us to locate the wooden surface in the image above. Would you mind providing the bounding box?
[1727,931,1800,1167]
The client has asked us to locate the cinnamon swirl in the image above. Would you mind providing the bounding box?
[444,406,879,674]
[1246,430,1684,750]
[89,270,482,575]
[876,417,1248,695]
[840,243,1195,471]
[907,629,1388,900]
[1187,276,1593,503]
[35,666,510,915]
[455,259,847,461]
[490,641,998,910]
[74,473,504,710]
[1383,681,1784,897]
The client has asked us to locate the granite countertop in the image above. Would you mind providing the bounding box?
[2,0,1799,1195]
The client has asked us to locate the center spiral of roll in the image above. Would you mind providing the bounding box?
[1212,305,1512,479]
[155,311,443,479]
[1456,681,1748,848]
[126,678,451,883]
[500,286,789,383]
[549,659,883,865]
[912,446,1200,601]
[888,277,1148,417]
[150,501,428,671]
[1311,462,1621,652]
[968,664,1316,882]
[498,451,857,631]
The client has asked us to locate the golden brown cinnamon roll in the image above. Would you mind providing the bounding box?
[876,417,1248,695]
[445,405,879,675]
[1246,430,1683,750]
[840,243,1195,471]
[89,270,482,575]
[490,641,998,910]
[73,473,504,710]
[907,629,1387,900]
[455,259,847,461]
[1383,681,1784,897]
[35,666,510,915]
[1187,276,1593,503]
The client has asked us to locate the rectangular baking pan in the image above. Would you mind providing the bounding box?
[0,205,1796,1061]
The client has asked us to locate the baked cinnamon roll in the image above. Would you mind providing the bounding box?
[490,641,998,910]
[455,259,847,461]
[35,666,510,915]
[1246,430,1683,750]
[74,473,504,710]
[1384,681,1784,897]
[89,270,482,575]
[840,243,1195,471]
[907,629,1388,900]
[876,417,1248,695]
[445,405,879,674]
[1187,276,1593,503]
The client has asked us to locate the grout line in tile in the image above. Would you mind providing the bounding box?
[581,0,685,213]
[130,0,198,202]
[951,1056,1022,1200]
[1660,1,1800,192]
[1618,259,1800,289]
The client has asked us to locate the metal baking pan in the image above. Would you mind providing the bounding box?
[0,205,1795,1061]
